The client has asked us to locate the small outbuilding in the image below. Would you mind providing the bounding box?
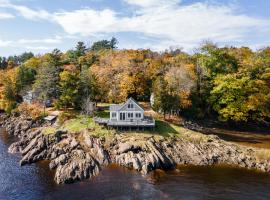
[44,115,57,125]
[44,111,60,125]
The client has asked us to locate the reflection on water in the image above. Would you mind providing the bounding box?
[0,129,270,200]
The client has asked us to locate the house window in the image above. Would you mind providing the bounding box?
[128,103,134,109]
[136,113,141,118]
[128,113,133,118]
[112,112,116,118]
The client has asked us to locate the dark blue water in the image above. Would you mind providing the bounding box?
[1,130,270,200]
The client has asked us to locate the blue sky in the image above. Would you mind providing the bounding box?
[0,0,269,56]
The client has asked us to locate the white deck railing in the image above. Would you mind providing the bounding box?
[94,117,155,127]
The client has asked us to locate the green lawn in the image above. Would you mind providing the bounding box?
[41,108,204,141]
[42,127,57,135]
[60,115,115,137]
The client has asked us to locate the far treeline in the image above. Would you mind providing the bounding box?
[0,38,269,124]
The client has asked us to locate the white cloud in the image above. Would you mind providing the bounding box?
[0,39,12,47]
[17,37,62,44]
[25,46,52,50]
[50,1,270,50]
[54,9,117,36]
[0,36,62,48]
[0,0,269,51]
[0,0,51,21]
[123,0,179,8]
[0,12,14,19]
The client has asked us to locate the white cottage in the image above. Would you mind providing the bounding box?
[95,97,155,129]
[109,97,144,122]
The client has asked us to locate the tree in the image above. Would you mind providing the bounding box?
[19,52,34,64]
[66,42,88,71]
[75,42,87,57]
[3,79,17,113]
[57,70,80,110]
[33,62,61,114]
[0,68,18,113]
[210,72,270,122]
[110,37,118,49]
[16,65,36,94]
[152,77,178,119]
[200,42,238,77]
[4,78,16,103]
[165,65,196,109]
[24,57,42,69]
[0,57,8,69]
[91,37,118,52]
[46,49,63,67]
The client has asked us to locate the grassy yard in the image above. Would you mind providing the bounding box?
[58,115,188,138]
[60,115,115,137]
[41,106,206,141]
[39,104,270,162]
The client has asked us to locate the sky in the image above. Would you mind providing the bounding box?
[0,0,269,56]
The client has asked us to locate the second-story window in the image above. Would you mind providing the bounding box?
[128,103,134,109]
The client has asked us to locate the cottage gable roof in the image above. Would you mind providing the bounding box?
[109,98,144,112]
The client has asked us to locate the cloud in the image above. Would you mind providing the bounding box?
[51,1,269,50]
[0,36,62,48]
[25,46,52,50]
[0,39,12,47]
[0,0,51,21]
[0,12,14,19]
[17,37,62,44]
[0,0,269,51]
[123,0,178,8]
[54,9,117,36]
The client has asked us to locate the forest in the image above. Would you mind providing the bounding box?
[0,38,269,124]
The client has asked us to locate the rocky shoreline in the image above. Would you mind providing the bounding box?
[1,114,270,184]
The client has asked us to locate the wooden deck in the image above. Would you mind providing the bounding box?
[94,117,155,128]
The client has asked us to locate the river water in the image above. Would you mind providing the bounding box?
[1,130,270,200]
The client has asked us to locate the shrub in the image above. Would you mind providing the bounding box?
[17,102,44,120]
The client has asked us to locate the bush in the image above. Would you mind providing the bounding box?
[17,102,44,120]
